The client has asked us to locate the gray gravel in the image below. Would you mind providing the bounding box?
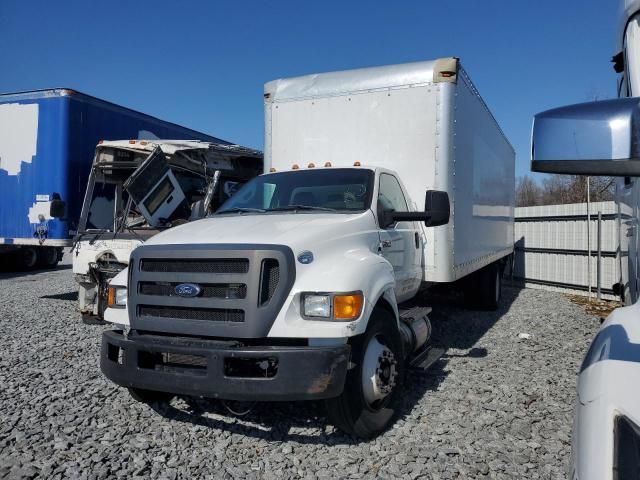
[0,259,601,479]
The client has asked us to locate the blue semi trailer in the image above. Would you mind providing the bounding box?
[0,89,224,269]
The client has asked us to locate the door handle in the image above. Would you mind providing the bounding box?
[414,232,420,249]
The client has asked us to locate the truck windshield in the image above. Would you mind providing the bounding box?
[216,168,374,214]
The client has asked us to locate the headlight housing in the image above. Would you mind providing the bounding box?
[301,292,363,321]
[107,286,127,308]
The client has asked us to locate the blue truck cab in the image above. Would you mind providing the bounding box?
[0,89,223,269]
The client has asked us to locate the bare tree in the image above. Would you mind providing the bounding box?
[517,174,615,207]
[516,175,541,207]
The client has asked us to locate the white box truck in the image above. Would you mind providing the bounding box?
[100,58,515,438]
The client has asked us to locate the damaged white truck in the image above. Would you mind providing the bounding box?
[73,140,262,320]
[100,58,515,438]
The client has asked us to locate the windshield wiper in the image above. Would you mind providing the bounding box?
[216,207,266,215]
[267,205,337,212]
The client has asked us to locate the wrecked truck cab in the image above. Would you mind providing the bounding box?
[73,140,263,320]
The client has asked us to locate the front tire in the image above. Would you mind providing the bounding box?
[325,308,405,439]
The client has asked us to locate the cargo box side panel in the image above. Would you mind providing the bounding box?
[450,71,515,278]
[269,85,439,198]
[0,95,70,245]
[268,85,442,273]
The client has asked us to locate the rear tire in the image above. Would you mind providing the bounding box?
[37,247,59,268]
[325,308,405,439]
[464,262,502,311]
[128,388,174,404]
[19,247,39,270]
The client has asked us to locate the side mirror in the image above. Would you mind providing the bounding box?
[379,190,450,228]
[50,198,66,218]
[424,190,450,227]
[532,97,640,176]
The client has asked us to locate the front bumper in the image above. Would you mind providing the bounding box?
[101,330,350,401]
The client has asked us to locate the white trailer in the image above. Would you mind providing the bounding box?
[265,57,515,286]
[99,58,515,438]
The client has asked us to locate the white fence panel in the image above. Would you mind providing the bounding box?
[514,201,621,301]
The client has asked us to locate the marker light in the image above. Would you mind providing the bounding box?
[270,167,277,172]
[324,162,332,167]
[308,163,315,168]
[128,140,136,144]
[333,293,364,320]
[292,164,299,170]
[140,141,148,146]
[353,161,361,166]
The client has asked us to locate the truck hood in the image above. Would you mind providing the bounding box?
[145,211,378,252]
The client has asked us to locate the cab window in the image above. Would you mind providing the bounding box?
[377,173,408,221]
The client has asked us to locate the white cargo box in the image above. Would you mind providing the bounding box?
[264,58,515,282]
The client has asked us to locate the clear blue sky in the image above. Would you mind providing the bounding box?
[0,0,617,180]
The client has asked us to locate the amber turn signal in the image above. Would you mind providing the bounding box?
[333,293,364,320]
[107,287,116,307]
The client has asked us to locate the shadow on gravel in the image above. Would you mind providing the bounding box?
[0,263,71,279]
[40,290,78,301]
[149,284,523,444]
[392,284,522,423]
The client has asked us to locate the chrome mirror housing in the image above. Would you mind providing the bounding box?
[531,97,640,177]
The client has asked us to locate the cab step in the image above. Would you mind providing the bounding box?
[398,305,432,321]
[409,345,445,371]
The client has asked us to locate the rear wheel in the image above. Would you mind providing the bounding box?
[325,308,405,439]
[464,262,502,310]
[128,388,174,404]
[19,247,39,270]
[37,247,59,268]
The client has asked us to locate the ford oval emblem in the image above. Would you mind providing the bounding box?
[175,283,201,297]
[297,251,314,264]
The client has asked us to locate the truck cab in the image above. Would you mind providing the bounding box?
[73,140,262,320]
[102,164,449,438]
[531,2,640,477]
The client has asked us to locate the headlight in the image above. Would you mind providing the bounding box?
[303,294,331,318]
[301,292,363,321]
[107,286,127,308]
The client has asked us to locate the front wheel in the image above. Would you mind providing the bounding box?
[325,308,405,439]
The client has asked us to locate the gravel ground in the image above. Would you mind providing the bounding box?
[0,258,601,479]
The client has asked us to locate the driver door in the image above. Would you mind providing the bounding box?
[376,173,422,303]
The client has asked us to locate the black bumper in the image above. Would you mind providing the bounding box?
[100,331,350,401]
